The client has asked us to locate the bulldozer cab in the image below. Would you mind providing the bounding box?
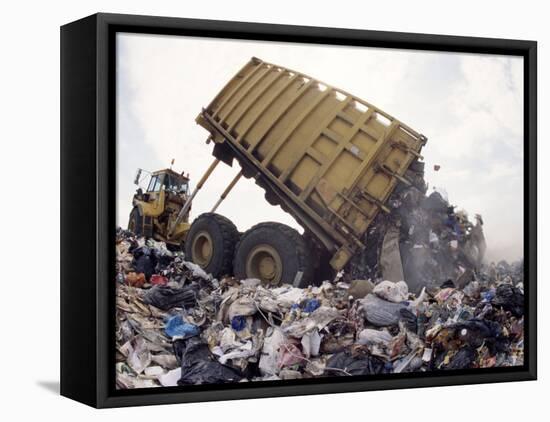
[146,170,189,195]
[141,169,190,210]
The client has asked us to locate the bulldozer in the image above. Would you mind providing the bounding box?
[128,57,427,287]
[128,167,192,246]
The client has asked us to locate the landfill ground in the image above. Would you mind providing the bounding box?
[115,202,525,388]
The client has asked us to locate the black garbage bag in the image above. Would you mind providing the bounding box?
[174,337,242,385]
[491,284,524,317]
[325,348,385,376]
[132,246,157,280]
[134,255,155,280]
[453,319,498,348]
[399,308,418,333]
[445,347,476,370]
[143,285,199,310]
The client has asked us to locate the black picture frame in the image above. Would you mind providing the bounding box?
[60,12,537,408]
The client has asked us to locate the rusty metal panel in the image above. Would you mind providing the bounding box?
[197,57,427,269]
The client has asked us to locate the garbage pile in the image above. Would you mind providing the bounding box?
[115,226,524,389]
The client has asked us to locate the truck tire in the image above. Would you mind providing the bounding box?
[185,213,239,278]
[233,222,314,287]
[128,207,143,236]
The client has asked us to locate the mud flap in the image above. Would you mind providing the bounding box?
[380,226,405,282]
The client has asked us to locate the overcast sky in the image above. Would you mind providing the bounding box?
[116,33,524,262]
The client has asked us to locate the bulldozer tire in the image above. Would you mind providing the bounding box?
[128,207,143,236]
[233,222,314,287]
[185,213,239,278]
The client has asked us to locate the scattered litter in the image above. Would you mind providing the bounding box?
[347,279,374,299]
[164,315,200,339]
[303,298,321,313]
[143,285,199,311]
[115,220,524,388]
[373,280,409,303]
[230,315,247,331]
[125,272,146,288]
[325,346,385,376]
[158,368,181,387]
[176,337,243,385]
[150,274,168,286]
[259,327,286,376]
[360,294,410,326]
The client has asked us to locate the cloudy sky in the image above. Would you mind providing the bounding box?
[116,33,524,262]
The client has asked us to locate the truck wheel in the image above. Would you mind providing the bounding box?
[233,222,314,287]
[128,207,143,236]
[185,213,239,278]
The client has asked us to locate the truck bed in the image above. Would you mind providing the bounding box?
[196,57,426,270]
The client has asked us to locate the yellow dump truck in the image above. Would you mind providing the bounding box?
[174,57,427,286]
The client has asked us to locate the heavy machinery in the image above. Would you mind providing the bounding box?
[130,57,427,287]
[128,167,192,246]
